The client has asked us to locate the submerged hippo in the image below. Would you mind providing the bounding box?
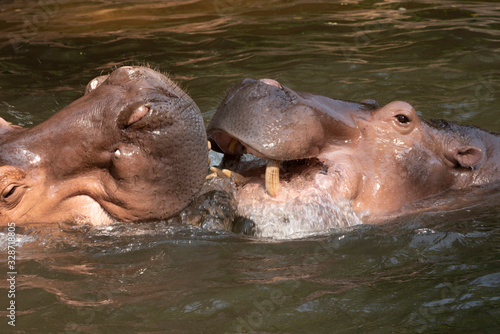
[207,78,500,237]
[0,66,208,226]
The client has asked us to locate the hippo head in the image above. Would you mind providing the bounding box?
[0,66,208,225]
[208,78,497,235]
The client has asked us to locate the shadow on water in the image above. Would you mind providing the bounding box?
[0,0,499,333]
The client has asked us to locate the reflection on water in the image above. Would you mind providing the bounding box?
[0,0,499,332]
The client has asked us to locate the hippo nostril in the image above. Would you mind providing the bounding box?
[259,79,283,89]
[127,105,150,126]
[242,78,257,85]
[121,66,141,78]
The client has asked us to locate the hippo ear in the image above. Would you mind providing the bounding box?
[0,118,21,135]
[0,118,11,134]
[445,145,483,168]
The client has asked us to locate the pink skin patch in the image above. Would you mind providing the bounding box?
[259,78,283,89]
[89,79,99,91]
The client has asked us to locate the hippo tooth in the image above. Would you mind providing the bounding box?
[114,149,121,158]
[207,140,212,165]
[209,166,225,178]
[206,167,251,186]
[227,138,240,154]
[222,169,251,186]
[265,159,282,197]
[207,166,225,180]
[206,173,217,180]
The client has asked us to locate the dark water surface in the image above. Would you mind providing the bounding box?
[1,0,499,333]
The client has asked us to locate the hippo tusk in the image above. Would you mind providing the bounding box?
[265,159,281,197]
[208,140,211,165]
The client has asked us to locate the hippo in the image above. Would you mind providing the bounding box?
[207,78,500,237]
[0,66,208,226]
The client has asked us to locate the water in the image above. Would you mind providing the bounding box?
[1,0,499,332]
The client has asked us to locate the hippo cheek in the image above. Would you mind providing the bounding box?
[0,166,73,225]
[105,145,167,219]
[111,145,148,181]
[107,150,193,221]
[109,109,207,220]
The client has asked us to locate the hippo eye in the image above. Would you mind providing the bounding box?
[1,184,26,207]
[2,185,19,200]
[396,114,410,124]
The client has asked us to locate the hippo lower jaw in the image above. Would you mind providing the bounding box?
[64,196,115,225]
[210,137,363,237]
[11,182,116,225]
[15,174,119,225]
[49,175,162,225]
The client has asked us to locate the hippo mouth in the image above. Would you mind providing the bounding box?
[209,132,280,197]
[208,132,340,200]
[208,132,363,238]
[206,77,370,201]
[206,77,370,237]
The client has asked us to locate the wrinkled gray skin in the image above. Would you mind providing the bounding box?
[0,66,208,226]
[208,78,500,237]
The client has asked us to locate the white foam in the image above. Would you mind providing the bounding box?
[237,186,362,239]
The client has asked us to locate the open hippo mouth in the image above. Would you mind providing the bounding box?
[208,132,332,199]
[206,78,374,237]
[207,132,363,238]
[206,77,376,200]
[207,77,373,198]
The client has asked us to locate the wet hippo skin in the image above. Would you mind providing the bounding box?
[0,66,208,226]
[207,78,500,236]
